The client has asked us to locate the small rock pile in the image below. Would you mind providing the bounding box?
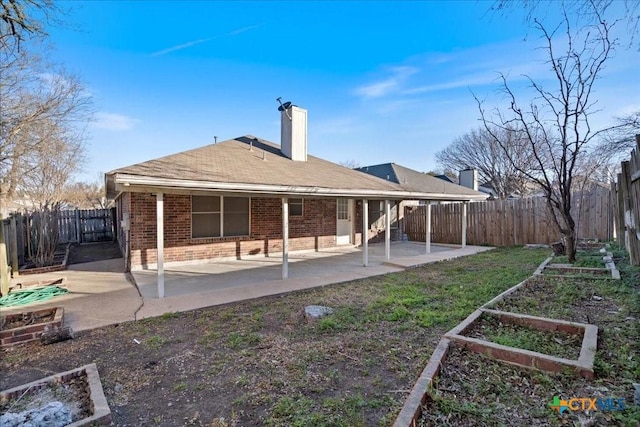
[304,305,334,319]
[0,401,72,427]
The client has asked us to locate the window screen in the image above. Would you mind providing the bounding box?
[289,198,303,217]
[192,196,250,238]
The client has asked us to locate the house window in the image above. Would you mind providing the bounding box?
[224,197,250,236]
[192,196,250,238]
[289,198,303,217]
[337,199,349,220]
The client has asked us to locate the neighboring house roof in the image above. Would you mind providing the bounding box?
[356,163,487,199]
[106,138,488,201]
[433,174,455,183]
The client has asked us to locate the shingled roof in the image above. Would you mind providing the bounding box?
[106,137,487,201]
[356,163,485,198]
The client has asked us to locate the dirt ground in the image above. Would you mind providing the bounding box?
[1,248,549,426]
[1,293,442,426]
[67,242,123,265]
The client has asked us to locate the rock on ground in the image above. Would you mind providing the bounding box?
[0,401,72,427]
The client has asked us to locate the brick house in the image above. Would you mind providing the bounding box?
[356,163,483,240]
[106,104,486,297]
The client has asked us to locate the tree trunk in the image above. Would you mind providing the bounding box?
[564,231,577,263]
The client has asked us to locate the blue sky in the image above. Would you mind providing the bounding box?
[46,1,639,183]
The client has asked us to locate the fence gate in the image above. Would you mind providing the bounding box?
[59,208,116,244]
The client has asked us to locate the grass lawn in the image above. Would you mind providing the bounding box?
[1,246,548,426]
[422,244,640,426]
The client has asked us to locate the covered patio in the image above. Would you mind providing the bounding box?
[106,105,487,302]
[132,242,493,319]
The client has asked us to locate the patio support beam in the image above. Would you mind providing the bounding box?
[156,192,165,298]
[426,201,432,254]
[362,199,369,267]
[461,201,468,248]
[282,197,289,279]
[385,199,391,260]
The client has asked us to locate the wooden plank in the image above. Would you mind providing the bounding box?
[9,216,18,277]
[0,217,9,296]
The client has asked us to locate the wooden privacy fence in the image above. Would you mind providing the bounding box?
[58,208,116,244]
[2,208,115,268]
[404,188,614,246]
[616,135,640,265]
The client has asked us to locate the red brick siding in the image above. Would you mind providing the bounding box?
[0,308,63,348]
[125,193,357,269]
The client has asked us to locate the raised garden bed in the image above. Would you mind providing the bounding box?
[445,309,597,379]
[543,246,621,280]
[419,343,622,426]
[489,275,625,323]
[0,307,63,348]
[394,252,638,427]
[0,363,111,426]
[542,263,613,277]
[464,311,583,360]
[18,245,70,275]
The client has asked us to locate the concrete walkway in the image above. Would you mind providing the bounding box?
[2,243,492,332]
[4,258,142,333]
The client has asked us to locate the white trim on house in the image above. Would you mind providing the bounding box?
[111,173,488,202]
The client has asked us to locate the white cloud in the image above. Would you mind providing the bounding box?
[354,66,418,98]
[151,24,260,57]
[92,112,139,131]
[228,24,261,36]
[151,38,212,57]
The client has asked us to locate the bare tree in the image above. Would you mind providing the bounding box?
[476,9,620,262]
[0,53,92,208]
[339,159,362,169]
[0,0,60,52]
[0,0,90,269]
[436,126,537,199]
[19,120,85,209]
[426,168,458,182]
[491,0,639,49]
[64,180,107,209]
[593,111,640,162]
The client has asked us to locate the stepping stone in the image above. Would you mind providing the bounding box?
[304,305,334,319]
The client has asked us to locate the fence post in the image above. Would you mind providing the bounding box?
[0,215,9,296]
[9,216,19,278]
[75,209,81,243]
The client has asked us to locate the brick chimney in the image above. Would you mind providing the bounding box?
[281,105,307,161]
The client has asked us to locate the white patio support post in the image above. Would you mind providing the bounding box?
[384,199,391,260]
[362,199,369,267]
[156,192,165,298]
[461,201,468,248]
[426,201,432,254]
[282,197,289,279]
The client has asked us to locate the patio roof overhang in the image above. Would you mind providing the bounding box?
[107,173,490,202]
[106,172,484,300]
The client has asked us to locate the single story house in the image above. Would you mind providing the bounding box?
[356,163,486,240]
[106,104,487,297]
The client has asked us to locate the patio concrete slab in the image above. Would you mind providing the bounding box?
[3,258,142,333]
[133,243,493,319]
[2,243,492,332]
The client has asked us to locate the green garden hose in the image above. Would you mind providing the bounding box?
[0,286,69,307]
